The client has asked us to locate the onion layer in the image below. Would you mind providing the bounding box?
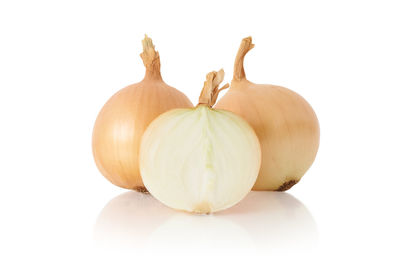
[215,37,320,191]
[140,70,261,213]
[92,35,193,191]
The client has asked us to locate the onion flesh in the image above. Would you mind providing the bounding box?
[140,70,261,213]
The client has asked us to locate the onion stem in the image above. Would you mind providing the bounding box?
[198,70,229,107]
[233,36,254,82]
[140,34,162,80]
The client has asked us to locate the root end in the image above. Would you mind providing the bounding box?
[133,186,149,193]
[193,201,212,214]
[276,179,298,191]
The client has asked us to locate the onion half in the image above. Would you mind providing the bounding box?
[140,70,261,214]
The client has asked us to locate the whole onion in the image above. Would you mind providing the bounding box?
[92,35,193,191]
[215,37,320,191]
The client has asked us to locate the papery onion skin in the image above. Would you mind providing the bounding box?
[92,35,193,191]
[140,70,261,214]
[215,37,320,191]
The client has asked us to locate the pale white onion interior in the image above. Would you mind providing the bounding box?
[140,105,261,213]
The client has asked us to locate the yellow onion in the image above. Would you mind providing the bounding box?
[215,37,320,191]
[92,35,193,191]
[139,70,261,214]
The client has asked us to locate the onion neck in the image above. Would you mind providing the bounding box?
[140,35,163,81]
[233,36,254,82]
[198,70,229,107]
[231,78,252,89]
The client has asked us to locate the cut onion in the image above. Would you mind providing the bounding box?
[140,70,261,213]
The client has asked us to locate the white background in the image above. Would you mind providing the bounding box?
[1,0,399,259]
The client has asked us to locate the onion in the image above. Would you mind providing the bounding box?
[139,70,261,214]
[92,35,193,191]
[215,37,320,191]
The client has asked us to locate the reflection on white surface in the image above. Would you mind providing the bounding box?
[145,213,254,252]
[94,191,318,252]
[93,191,175,248]
[219,192,319,250]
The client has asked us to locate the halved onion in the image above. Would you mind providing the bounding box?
[140,70,261,213]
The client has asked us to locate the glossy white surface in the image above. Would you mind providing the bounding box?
[1,0,399,259]
[94,191,318,252]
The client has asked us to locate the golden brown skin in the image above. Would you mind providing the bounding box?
[215,37,319,191]
[92,36,193,191]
